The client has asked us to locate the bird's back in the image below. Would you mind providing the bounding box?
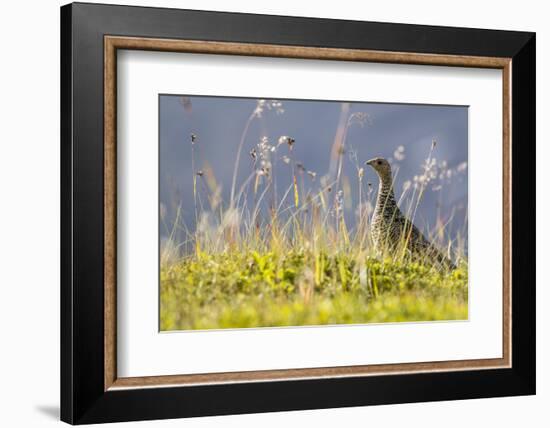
[371,195,454,270]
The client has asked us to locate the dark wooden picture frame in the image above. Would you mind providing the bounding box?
[61,2,535,424]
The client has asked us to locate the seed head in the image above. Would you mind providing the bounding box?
[393,145,405,161]
[278,135,295,150]
[348,112,371,128]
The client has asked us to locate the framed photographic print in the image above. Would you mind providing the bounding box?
[60,2,535,424]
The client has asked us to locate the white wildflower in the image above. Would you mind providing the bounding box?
[265,100,284,114]
[255,99,284,117]
[393,145,406,161]
[278,135,295,149]
[254,99,266,117]
[457,162,468,172]
[348,112,371,128]
[256,136,274,177]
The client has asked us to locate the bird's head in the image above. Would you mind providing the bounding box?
[366,157,392,182]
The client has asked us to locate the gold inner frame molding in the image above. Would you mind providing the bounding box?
[104,35,512,391]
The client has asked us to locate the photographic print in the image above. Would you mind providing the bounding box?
[159,95,468,331]
[62,7,534,422]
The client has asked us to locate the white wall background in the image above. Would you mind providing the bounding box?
[0,0,546,426]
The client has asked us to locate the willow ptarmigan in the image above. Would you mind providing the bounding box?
[366,157,456,270]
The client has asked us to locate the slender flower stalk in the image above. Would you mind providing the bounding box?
[229,111,256,209]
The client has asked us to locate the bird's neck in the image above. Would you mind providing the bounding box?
[376,176,397,207]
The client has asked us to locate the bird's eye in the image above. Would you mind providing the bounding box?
[377,160,382,165]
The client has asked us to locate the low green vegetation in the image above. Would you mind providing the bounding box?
[160,251,468,330]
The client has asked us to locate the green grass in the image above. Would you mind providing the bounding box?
[160,251,468,330]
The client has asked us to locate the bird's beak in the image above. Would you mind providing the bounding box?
[365,158,376,166]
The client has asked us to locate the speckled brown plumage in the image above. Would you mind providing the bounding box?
[366,157,455,270]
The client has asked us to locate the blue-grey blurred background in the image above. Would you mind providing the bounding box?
[160,95,468,251]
